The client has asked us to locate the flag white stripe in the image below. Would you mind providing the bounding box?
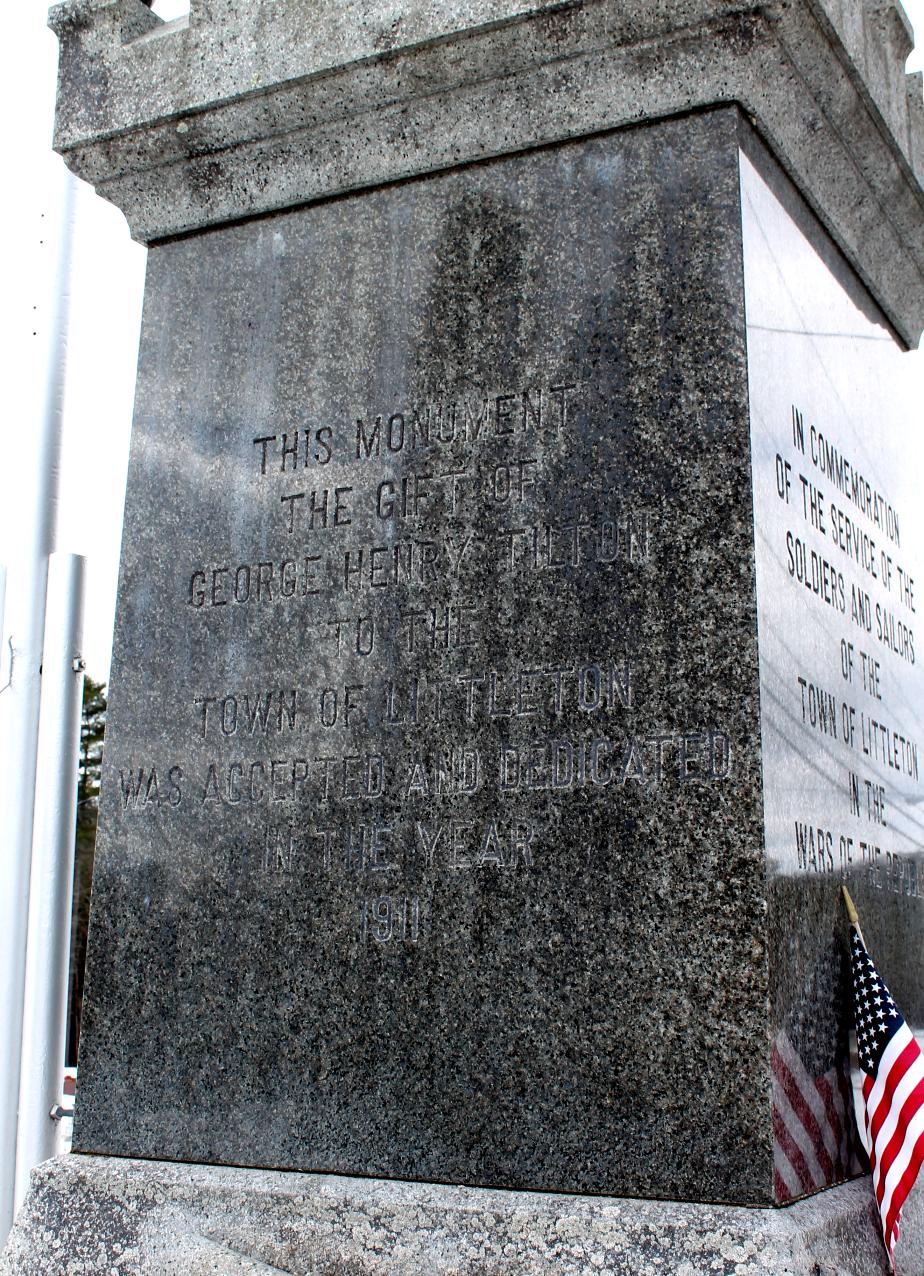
[876,1085,924,1228]
[775,1034,840,1166]
[773,1142,803,1199]
[773,1076,826,1187]
[869,1048,924,1176]
[854,1078,872,1160]
[849,1031,872,1160]
[865,1026,914,1142]
[824,1068,850,1171]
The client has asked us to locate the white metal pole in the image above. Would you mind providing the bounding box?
[0,567,7,672]
[14,553,86,1214]
[0,170,76,1242]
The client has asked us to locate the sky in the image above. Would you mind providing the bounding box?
[1,0,923,686]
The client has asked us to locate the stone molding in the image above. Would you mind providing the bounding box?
[0,1153,908,1274]
[49,0,924,345]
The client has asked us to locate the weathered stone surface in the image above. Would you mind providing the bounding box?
[0,1153,913,1276]
[75,107,778,1204]
[59,92,924,1220]
[49,0,924,346]
[739,130,924,1230]
[36,8,924,1274]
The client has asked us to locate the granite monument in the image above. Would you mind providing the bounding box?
[5,0,924,1271]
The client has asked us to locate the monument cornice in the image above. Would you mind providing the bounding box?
[49,0,924,344]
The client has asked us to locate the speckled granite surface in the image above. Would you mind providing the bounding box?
[51,91,924,1240]
[49,0,924,345]
[27,2,924,1273]
[71,107,777,1203]
[0,1155,905,1276]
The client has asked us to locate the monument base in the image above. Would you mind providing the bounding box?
[3,1154,919,1275]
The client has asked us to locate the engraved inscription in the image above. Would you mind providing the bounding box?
[761,401,922,890]
[125,369,738,949]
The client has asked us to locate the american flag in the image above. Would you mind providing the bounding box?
[850,920,924,1268]
[772,1028,858,1202]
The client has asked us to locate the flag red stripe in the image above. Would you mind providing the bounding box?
[868,1039,921,1155]
[772,1046,834,1180]
[874,1074,924,1209]
[883,1124,924,1257]
[772,1105,816,1193]
[773,1168,792,1204]
[816,1073,845,1171]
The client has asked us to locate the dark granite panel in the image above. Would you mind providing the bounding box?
[75,108,770,1202]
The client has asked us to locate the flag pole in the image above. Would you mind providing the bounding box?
[841,885,865,946]
[0,167,76,1245]
[14,552,86,1215]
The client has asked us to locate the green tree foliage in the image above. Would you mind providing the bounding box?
[77,676,107,842]
[68,677,107,1065]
